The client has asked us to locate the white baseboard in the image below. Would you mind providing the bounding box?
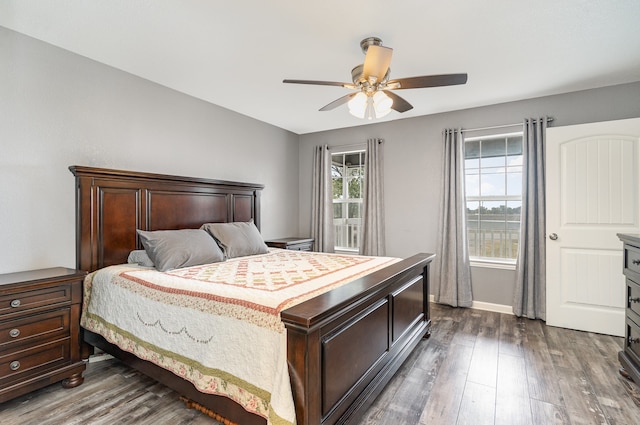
[87,352,114,363]
[469,300,514,315]
[429,295,513,315]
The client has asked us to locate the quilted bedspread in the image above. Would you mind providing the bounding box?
[81,249,400,425]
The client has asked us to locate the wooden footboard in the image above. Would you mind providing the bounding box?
[282,253,434,425]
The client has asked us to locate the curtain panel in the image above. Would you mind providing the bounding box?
[513,117,548,319]
[311,145,335,253]
[360,138,386,256]
[433,129,473,307]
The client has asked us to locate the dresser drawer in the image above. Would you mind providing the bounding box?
[0,338,71,385]
[626,317,640,365]
[0,308,70,349]
[628,278,640,323]
[624,244,640,278]
[0,284,72,318]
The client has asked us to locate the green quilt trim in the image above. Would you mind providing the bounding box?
[85,311,270,402]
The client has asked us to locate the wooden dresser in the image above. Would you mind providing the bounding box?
[265,237,314,252]
[618,234,640,385]
[0,267,87,402]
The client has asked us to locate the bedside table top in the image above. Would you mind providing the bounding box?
[265,237,314,244]
[0,267,86,287]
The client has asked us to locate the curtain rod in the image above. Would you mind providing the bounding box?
[461,117,554,133]
[333,138,384,150]
[328,142,369,151]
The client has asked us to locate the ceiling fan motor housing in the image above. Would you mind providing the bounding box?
[360,36,383,54]
[351,64,390,89]
[351,64,365,85]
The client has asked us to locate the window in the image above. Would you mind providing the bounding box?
[332,150,365,252]
[464,133,523,263]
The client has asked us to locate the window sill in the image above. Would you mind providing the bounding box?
[470,259,516,271]
[335,248,359,255]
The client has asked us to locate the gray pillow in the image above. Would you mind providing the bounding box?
[136,229,225,272]
[200,221,268,259]
[127,249,155,267]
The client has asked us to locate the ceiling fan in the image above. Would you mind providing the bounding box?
[283,37,467,120]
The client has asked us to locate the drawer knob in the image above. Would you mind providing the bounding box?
[10,299,21,308]
[630,296,640,304]
[630,337,640,345]
[633,259,640,265]
[9,361,20,371]
[9,328,20,338]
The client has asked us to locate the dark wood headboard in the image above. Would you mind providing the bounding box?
[70,166,264,273]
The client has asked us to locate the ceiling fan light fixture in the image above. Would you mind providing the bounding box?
[348,92,367,118]
[349,91,393,120]
[373,91,393,117]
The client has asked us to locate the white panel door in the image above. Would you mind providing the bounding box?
[546,117,640,336]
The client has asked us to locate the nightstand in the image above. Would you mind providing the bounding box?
[0,267,87,402]
[265,237,314,252]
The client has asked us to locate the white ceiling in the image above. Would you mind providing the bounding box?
[2,0,640,135]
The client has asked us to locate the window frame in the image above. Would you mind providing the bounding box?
[463,131,523,269]
[331,145,366,253]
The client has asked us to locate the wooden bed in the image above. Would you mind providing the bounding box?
[70,165,434,425]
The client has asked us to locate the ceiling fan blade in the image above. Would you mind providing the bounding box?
[319,93,358,111]
[383,90,413,113]
[387,73,468,89]
[283,79,352,88]
[363,45,393,82]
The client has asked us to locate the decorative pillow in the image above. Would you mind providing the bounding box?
[127,249,155,267]
[200,221,269,259]
[136,228,225,272]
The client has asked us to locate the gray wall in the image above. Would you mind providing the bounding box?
[0,27,300,274]
[4,25,640,307]
[298,82,640,307]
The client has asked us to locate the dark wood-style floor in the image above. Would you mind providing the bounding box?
[2,304,639,425]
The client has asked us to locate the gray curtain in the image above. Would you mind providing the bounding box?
[360,138,385,256]
[311,145,335,253]
[513,117,548,319]
[434,129,473,307]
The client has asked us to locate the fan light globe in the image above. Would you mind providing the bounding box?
[373,91,393,117]
[348,92,367,118]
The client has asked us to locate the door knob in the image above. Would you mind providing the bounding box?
[549,233,558,241]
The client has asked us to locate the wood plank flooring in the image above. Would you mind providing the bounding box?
[1,304,639,425]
